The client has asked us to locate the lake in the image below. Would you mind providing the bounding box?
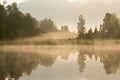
[0,45,120,80]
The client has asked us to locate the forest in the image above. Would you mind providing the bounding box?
[0,2,120,40]
[0,3,58,40]
[77,14,120,39]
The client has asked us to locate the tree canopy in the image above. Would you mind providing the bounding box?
[77,13,120,39]
[77,15,86,39]
[0,3,60,40]
[61,25,69,32]
[39,18,58,33]
[0,3,40,40]
[100,13,120,38]
[0,2,120,40]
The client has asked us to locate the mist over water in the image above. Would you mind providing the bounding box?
[0,0,120,80]
[0,45,120,80]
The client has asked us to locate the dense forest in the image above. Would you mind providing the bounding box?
[0,3,58,40]
[0,2,120,40]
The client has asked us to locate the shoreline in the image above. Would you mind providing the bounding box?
[0,39,120,46]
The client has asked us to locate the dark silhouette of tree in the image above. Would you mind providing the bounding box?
[93,27,98,37]
[0,4,7,39]
[94,27,98,34]
[100,13,120,38]
[77,15,86,39]
[22,13,39,36]
[87,28,93,39]
[61,25,69,32]
[76,13,120,39]
[39,18,58,33]
[0,3,40,40]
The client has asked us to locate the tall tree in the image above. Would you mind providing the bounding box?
[87,28,93,39]
[0,4,7,39]
[93,27,98,38]
[94,27,98,34]
[0,3,40,40]
[77,15,86,39]
[101,13,120,38]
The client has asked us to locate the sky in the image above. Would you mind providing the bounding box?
[0,0,120,32]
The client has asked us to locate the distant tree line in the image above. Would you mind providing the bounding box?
[0,3,58,40]
[60,25,69,32]
[0,2,120,40]
[77,13,120,39]
[39,18,58,33]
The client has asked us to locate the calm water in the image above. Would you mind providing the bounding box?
[0,45,120,80]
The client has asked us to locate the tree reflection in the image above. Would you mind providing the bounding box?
[77,49,120,75]
[0,47,120,80]
[101,51,120,74]
[0,52,40,80]
[39,54,57,68]
[0,51,57,80]
[77,51,86,72]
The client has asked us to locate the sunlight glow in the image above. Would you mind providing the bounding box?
[68,0,90,4]
[68,0,75,2]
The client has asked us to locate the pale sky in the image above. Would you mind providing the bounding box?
[0,0,120,32]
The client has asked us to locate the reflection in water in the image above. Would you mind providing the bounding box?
[0,46,120,80]
[77,49,120,75]
[0,52,40,80]
[101,51,120,74]
[0,51,61,80]
[77,51,86,72]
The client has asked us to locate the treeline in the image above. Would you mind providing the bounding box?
[0,3,39,40]
[0,2,120,40]
[0,3,58,40]
[77,13,120,39]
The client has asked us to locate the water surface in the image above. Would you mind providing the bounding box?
[0,45,120,80]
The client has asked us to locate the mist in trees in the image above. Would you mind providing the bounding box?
[77,13,120,39]
[0,2,120,40]
[0,50,58,80]
[39,18,58,33]
[0,3,59,40]
[100,13,120,38]
[61,25,69,32]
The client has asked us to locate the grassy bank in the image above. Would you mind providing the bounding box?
[0,39,120,46]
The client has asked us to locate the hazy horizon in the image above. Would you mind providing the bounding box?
[0,1,120,80]
[1,0,120,32]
